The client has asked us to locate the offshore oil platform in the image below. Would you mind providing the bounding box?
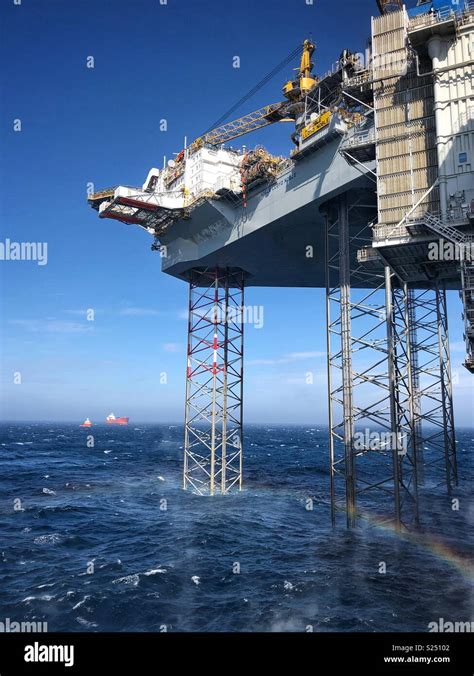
[89,0,474,529]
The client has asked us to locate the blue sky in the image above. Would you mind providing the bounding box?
[1,0,473,424]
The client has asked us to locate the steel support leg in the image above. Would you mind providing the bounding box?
[407,289,424,485]
[389,277,420,528]
[326,195,419,529]
[339,195,357,527]
[404,285,457,493]
[183,267,244,495]
[436,285,458,491]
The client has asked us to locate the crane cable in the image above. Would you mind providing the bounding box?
[203,44,302,135]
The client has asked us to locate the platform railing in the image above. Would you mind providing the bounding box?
[341,125,376,149]
[409,1,474,31]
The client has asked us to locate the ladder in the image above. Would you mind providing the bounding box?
[411,211,474,372]
[407,211,468,244]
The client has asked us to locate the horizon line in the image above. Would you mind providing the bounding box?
[1,420,474,430]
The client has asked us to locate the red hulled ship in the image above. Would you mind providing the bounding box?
[106,413,129,425]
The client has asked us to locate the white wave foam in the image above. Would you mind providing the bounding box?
[76,616,98,628]
[22,594,54,603]
[143,568,167,576]
[112,574,140,587]
[34,533,61,545]
[72,595,90,610]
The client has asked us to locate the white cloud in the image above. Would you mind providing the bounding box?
[9,319,92,334]
[247,351,325,366]
[286,351,326,360]
[65,309,91,317]
[282,371,326,385]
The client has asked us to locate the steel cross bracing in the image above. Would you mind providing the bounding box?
[405,286,458,493]
[388,277,420,529]
[326,194,420,530]
[183,268,244,496]
[408,289,424,486]
[461,259,474,373]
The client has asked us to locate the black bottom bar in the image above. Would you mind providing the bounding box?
[0,632,471,674]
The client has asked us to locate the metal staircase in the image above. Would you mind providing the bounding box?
[406,211,474,373]
[406,211,468,245]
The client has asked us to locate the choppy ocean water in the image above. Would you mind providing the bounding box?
[0,423,472,632]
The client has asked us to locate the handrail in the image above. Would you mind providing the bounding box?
[341,126,376,148]
[409,0,474,31]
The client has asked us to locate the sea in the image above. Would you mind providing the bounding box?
[1,423,472,632]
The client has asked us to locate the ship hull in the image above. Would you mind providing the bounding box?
[106,418,129,425]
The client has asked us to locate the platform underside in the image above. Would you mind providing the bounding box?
[163,199,339,287]
[160,137,376,288]
[159,135,462,290]
[161,188,462,291]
